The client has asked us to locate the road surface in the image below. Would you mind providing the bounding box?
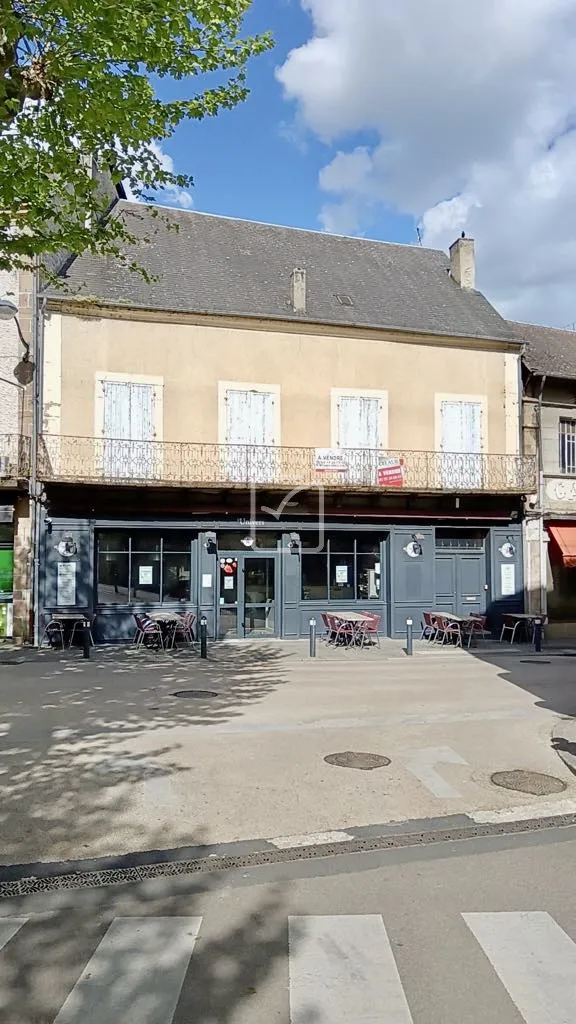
[1,820,576,1022]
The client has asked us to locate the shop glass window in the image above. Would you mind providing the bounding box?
[301,534,385,602]
[162,553,191,602]
[96,532,194,605]
[301,553,328,601]
[97,551,129,604]
[131,533,161,553]
[329,553,354,600]
[131,552,161,601]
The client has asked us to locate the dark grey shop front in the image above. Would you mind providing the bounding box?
[40,516,524,641]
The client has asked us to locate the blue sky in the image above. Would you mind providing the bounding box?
[154,0,415,245]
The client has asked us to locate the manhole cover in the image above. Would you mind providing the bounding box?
[491,770,567,796]
[520,659,551,664]
[324,751,391,771]
[172,689,218,699]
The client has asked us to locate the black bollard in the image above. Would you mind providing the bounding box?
[406,617,413,656]
[534,617,542,653]
[82,621,91,659]
[200,616,208,659]
[309,618,317,658]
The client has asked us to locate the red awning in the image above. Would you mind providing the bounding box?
[549,525,576,567]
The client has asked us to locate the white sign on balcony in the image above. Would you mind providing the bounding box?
[314,448,348,472]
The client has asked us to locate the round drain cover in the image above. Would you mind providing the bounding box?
[324,751,391,771]
[491,770,567,796]
[172,689,218,699]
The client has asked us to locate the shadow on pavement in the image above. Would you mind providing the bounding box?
[0,643,289,868]
[0,874,292,1024]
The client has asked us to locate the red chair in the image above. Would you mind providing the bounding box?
[133,613,163,649]
[360,612,381,647]
[174,611,196,645]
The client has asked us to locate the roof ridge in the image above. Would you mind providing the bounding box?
[508,319,576,336]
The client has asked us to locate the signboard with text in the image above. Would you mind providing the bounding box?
[314,448,348,472]
[377,457,405,488]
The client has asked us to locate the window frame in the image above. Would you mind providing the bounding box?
[300,534,383,603]
[96,531,194,606]
[559,417,576,475]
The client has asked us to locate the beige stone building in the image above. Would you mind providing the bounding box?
[35,206,535,641]
[517,322,576,637]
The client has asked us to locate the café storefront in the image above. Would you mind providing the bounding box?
[39,511,525,642]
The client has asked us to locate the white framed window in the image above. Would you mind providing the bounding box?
[559,418,576,475]
[331,388,388,485]
[96,373,163,480]
[436,394,486,489]
[218,381,280,484]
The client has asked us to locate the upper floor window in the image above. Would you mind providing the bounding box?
[559,418,576,474]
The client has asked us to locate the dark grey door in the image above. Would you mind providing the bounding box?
[218,554,277,638]
[435,553,486,617]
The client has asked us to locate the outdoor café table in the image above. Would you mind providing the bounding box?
[500,613,545,644]
[150,611,184,650]
[332,611,372,647]
[49,612,93,648]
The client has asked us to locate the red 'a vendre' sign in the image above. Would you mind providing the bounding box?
[377,457,405,487]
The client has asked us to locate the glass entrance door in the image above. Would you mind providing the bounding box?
[218,554,277,638]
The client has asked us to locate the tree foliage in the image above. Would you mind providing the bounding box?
[0,1,272,275]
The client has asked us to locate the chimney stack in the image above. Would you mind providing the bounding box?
[449,234,475,290]
[291,268,307,314]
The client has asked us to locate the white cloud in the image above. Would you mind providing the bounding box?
[124,141,193,210]
[277,0,576,325]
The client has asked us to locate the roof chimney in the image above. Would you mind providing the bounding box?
[449,234,475,290]
[291,268,306,314]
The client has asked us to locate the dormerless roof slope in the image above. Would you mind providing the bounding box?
[509,320,576,379]
[45,202,514,342]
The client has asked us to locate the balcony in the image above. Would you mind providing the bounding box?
[37,435,537,494]
[0,434,30,485]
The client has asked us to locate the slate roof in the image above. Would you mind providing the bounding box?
[509,321,576,379]
[45,201,514,342]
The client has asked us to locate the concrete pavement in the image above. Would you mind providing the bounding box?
[1,820,576,1022]
[0,640,575,869]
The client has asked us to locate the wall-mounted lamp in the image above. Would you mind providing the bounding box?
[241,535,255,548]
[205,531,218,555]
[0,298,30,361]
[288,531,301,552]
[499,536,516,558]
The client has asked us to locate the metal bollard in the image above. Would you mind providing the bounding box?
[534,617,542,653]
[200,616,208,659]
[309,618,317,658]
[406,617,413,656]
[82,621,91,660]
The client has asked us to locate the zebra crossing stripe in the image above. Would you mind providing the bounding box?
[463,911,576,1024]
[0,919,27,952]
[288,915,413,1023]
[52,917,202,1024]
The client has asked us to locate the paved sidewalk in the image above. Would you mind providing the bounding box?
[0,640,575,869]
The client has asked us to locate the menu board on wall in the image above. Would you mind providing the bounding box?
[57,562,76,606]
[501,563,516,598]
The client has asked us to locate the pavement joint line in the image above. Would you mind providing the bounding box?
[2,813,576,899]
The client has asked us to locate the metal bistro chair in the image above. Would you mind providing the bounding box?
[420,611,437,642]
[174,611,196,646]
[360,611,381,648]
[69,615,95,648]
[133,613,164,650]
[41,617,65,649]
[499,615,521,644]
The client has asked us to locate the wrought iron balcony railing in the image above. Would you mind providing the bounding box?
[0,434,30,483]
[37,434,537,494]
